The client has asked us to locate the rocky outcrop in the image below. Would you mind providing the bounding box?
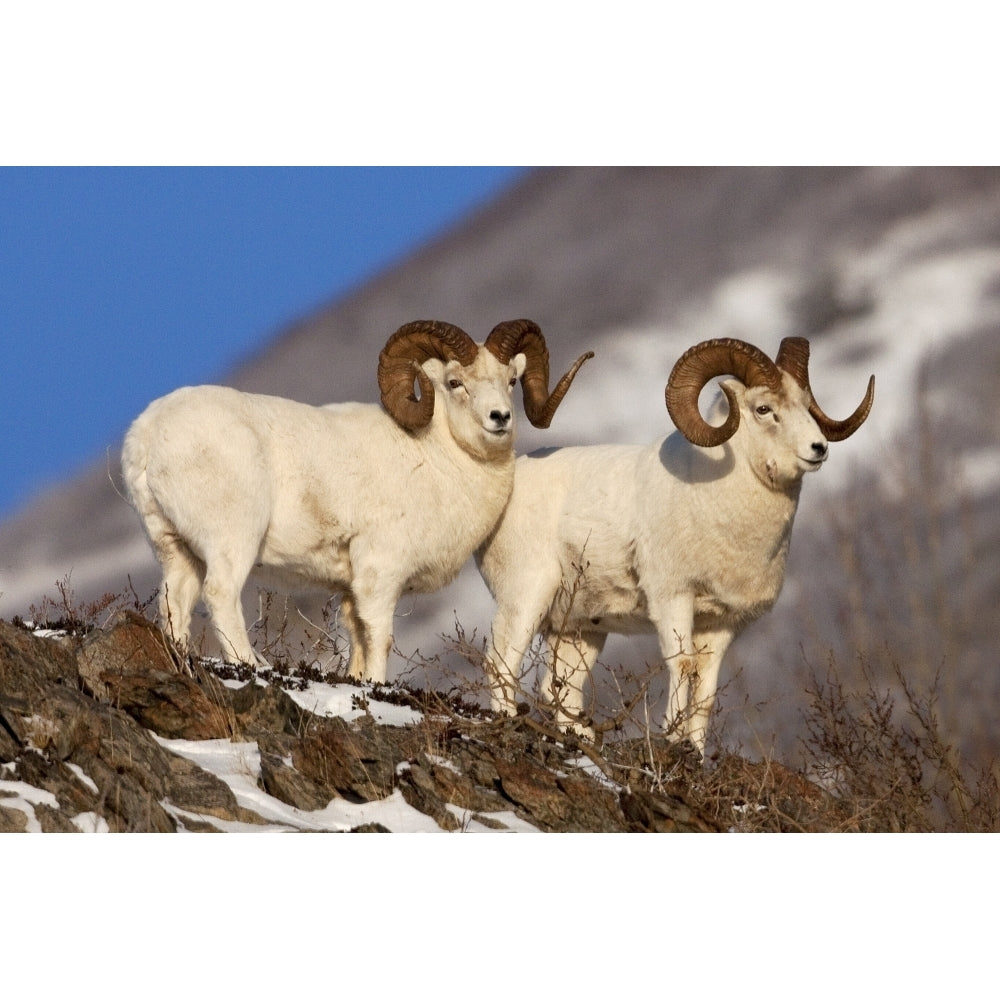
[1,614,839,832]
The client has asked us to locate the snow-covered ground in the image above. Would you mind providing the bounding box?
[155,678,540,834]
[0,660,541,834]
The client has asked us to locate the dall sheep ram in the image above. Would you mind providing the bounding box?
[476,336,874,752]
[122,319,593,681]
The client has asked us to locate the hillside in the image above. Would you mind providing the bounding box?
[4,608,994,832]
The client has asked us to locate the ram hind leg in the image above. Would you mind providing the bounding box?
[339,594,370,682]
[542,630,605,739]
[155,534,204,651]
[199,545,263,666]
[139,501,203,651]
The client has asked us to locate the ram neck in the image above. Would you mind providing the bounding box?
[665,435,803,545]
[415,428,516,528]
[724,463,802,561]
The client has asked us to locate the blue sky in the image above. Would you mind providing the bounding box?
[0,167,527,518]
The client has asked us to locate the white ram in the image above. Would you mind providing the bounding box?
[122,319,593,681]
[476,336,874,752]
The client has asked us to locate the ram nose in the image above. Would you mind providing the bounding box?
[804,440,828,466]
[489,408,512,432]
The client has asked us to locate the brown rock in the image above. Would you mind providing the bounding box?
[398,760,462,831]
[0,614,854,832]
[78,613,235,740]
[0,620,79,691]
[293,715,399,803]
[620,788,720,833]
[259,749,332,812]
[493,754,628,831]
[230,681,310,738]
[0,803,29,832]
[76,610,180,698]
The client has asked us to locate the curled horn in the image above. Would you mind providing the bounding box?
[665,338,783,448]
[378,320,479,430]
[775,336,875,442]
[484,319,595,428]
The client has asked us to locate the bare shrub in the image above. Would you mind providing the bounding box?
[21,573,154,635]
[248,590,349,677]
[799,653,1000,832]
[785,362,998,786]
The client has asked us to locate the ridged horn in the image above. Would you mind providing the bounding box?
[484,319,594,428]
[665,338,783,447]
[776,336,875,442]
[378,320,479,430]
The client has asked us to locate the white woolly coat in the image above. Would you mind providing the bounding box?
[478,432,800,644]
[126,387,516,598]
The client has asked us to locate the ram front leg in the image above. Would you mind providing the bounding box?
[664,652,695,742]
[353,607,395,685]
[682,626,734,753]
[486,607,544,715]
[347,559,401,686]
[650,594,699,743]
[339,594,368,680]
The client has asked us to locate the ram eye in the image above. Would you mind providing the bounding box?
[755,404,772,416]
[509,376,518,388]
[448,378,463,390]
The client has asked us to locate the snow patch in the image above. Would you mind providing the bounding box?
[0,779,59,833]
[66,761,99,795]
[284,680,423,726]
[71,811,111,833]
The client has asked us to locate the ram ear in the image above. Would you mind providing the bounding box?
[712,378,744,429]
